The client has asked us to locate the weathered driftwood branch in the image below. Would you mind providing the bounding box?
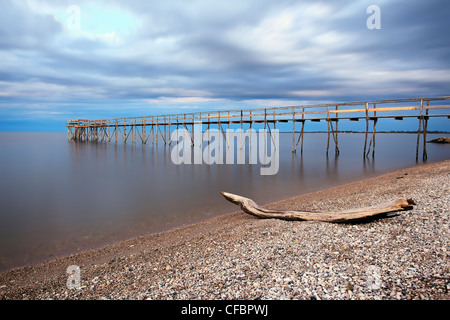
[221,192,416,223]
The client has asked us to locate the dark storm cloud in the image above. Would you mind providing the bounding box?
[0,0,449,128]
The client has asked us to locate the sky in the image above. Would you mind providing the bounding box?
[0,0,449,132]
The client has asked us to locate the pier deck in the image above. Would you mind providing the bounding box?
[67,96,450,160]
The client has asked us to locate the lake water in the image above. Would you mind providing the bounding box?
[0,131,449,272]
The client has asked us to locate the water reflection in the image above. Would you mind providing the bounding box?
[362,156,376,176]
[0,132,448,271]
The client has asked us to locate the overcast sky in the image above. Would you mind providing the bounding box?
[0,0,449,131]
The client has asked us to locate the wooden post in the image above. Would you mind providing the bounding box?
[292,107,295,153]
[123,118,127,143]
[164,115,167,145]
[156,117,159,146]
[142,117,146,144]
[363,102,369,157]
[152,117,155,145]
[325,105,339,156]
[294,107,305,154]
[183,114,186,130]
[335,105,339,156]
[219,112,228,148]
[326,105,330,155]
[132,122,135,144]
[416,99,423,161]
[240,110,243,130]
[158,118,167,145]
[366,103,377,158]
[207,113,210,148]
[149,117,151,145]
[176,116,179,146]
[168,115,171,146]
[372,104,377,158]
[330,117,339,156]
[273,109,276,130]
[423,100,429,160]
[191,114,195,147]
[240,110,243,149]
[301,107,305,154]
[115,119,118,143]
[217,111,221,149]
[264,109,267,130]
[264,109,267,151]
[198,113,202,149]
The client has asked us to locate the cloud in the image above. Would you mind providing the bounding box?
[0,0,449,131]
[146,97,224,104]
[0,0,63,49]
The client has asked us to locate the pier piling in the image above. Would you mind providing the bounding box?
[67,96,449,160]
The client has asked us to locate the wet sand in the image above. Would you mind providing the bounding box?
[0,160,448,300]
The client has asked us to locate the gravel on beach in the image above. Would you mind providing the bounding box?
[0,160,448,300]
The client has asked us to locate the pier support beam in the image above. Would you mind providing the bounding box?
[363,102,369,158]
[366,104,377,158]
[66,97,449,160]
[416,99,429,161]
[293,107,306,154]
[326,106,340,156]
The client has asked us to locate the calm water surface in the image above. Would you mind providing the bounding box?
[0,132,449,271]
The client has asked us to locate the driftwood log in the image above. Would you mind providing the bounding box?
[221,192,416,223]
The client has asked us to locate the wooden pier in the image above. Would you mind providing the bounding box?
[67,96,450,160]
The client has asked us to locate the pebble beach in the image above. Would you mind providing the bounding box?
[0,160,448,300]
